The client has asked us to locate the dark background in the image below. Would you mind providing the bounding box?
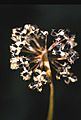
[0,5,81,120]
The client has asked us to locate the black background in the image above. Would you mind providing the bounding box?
[0,5,81,120]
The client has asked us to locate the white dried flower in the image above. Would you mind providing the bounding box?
[10,24,79,92]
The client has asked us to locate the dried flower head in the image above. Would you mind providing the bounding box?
[10,24,79,92]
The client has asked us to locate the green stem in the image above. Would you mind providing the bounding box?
[47,81,54,120]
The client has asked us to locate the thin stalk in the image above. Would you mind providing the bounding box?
[48,38,66,52]
[43,49,54,120]
[47,81,54,120]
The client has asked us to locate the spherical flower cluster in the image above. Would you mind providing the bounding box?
[10,24,79,92]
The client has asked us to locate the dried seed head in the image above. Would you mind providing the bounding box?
[10,24,79,92]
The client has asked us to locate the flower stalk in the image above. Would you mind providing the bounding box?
[42,48,54,120]
[47,81,54,120]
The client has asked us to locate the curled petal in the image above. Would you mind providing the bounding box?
[10,62,19,70]
[20,70,32,81]
[28,81,43,92]
[10,57,20,70]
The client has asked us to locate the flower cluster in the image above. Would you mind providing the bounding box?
[28,69,49,92]
[49,29,79,84]
[10,24,79,92]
